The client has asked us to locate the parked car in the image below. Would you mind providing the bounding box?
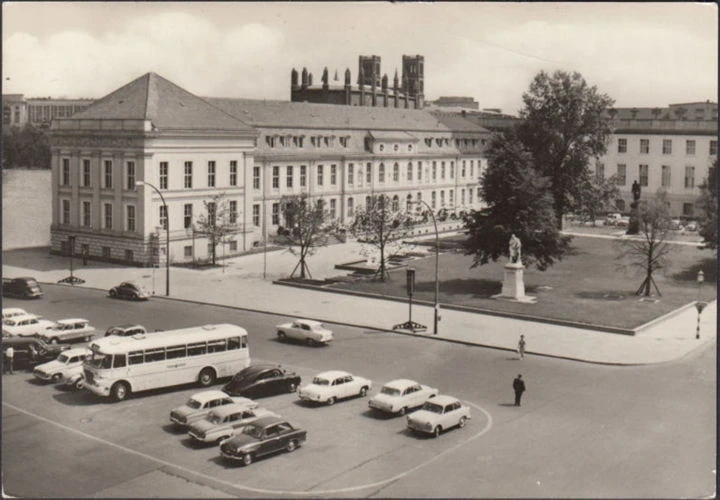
[368,379,439,416]
[108,281,150,301]
[60,365,88,390]
[38,318,95,344]
[2,307,28,321]
[105,324,148,337]
[604,213,622,226]
[298,370,372,406]
[684,220,698,232]
[669,219,684,231]
[406,395,471,437]
[170,390,258,428]
[276,319,333,346]
[219,416,307,466]
[1,336,71,369]
[187,403,278,444]
[616,216,631,228]
[2,314,56,337]
[223,364,301,399]
[2,277,43,299]
[33,347,91,383]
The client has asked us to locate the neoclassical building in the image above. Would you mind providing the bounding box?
[49,72,490,266]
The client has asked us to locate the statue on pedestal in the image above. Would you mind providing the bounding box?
[509,234,522,264]
[627,180,642,235]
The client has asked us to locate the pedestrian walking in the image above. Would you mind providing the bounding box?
[517,334,526,359]
[4,346,15,374]
[513,374,525,406]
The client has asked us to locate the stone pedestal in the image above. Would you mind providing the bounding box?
[492,262,537,303]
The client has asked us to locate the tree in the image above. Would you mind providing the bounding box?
[575,174,620,225]
[463,131,571,271]
[517,70,615,228]
[349,194,414,281]
[195,193,235,266]
[615,190,675,296]
[697,159,717,250]
[2,124,51,169]
[276,194,337,279]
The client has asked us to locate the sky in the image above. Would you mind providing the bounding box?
[2,2,717,115]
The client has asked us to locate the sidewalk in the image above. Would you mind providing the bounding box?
[2,242,716,365]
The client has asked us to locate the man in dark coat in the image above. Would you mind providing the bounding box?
[513,374,525,406]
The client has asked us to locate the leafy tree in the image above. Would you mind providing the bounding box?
[195,192,235,266]
[517,70,615,227]
[697,159,717,250]
[615,190,675,296]
[575,173,620,225]
[463,131,571,271]
[349,194,414,281]
[2,124,51,169]
[277,193,336,279]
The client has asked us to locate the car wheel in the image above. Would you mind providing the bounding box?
[287,382,297,393]
[216,436,229,445]
[433,426,442,438]
[49,338,58,345]
[51,373,62,382]
[109,289,117,298]
[359,386,368,397]
[327,396,336,406]
[398,407,407,416]
[198,368,216,387]
[133,293,140,301]
[74,378,85,390]
[111,382,130,402]
[286,439,298,452]
[458,416,467,428]
[242,453,253,466]
[277,331,286,340]
[306,338,316,347]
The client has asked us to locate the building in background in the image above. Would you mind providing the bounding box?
[431,96,480,110]
[2,94,27,127]
[2,94,93,128]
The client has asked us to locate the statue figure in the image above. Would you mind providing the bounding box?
[509,234,522,264]
[631,180,641,202]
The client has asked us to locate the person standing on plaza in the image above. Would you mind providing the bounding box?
[513,374,525,406]
[517,334,526,359]
[4,346,15,374]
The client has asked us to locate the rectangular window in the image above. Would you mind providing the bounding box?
[272,166,280,188]
[253,166,260,189]
[684,166,695,188]
[229,160,237,186]
[661,165,671,187]
[126,205,136,232]
[470,161,474,178]
[640,139,649,154]
[229,200,237,224]
[348,164,354,185]
[417,161,422,181]
[317,165,324,186]
[330,164,337,185]
[207,202,216,226]
[441,161,446,179]
[431,191,437,209]
[62,158,70,186]
[618,138,627,153]
[662,139,672,155]
[103,203,113,229]
[272,203,279,225]
[102,246,111,259]
[469,189,473,204]
[104,160,113,188]
[462,160,466,177]
[126,161,136,190]
[82,201,91,227]
[286,166,293,188]
[82,159,91,187]
[300,165,307,187]
[440,190,445,207]
[329,199,337,218]
[159,205,168,230]
[617,164,626,186]
[432,161,437,180]
[184,204,192,229]
[686,140,696,155]
[461,189,465,205]
[184,161,193,188]
[62,200,70,225]
[450,161,454,179]
[366,163,372,184]
[187,342,207,356]
[347,197,354,217]
[229,240,237,252]
[160,162,168,189]
[252,204,260,226]
[596,162,605,181]
[407,162,413,181]
[710,140,717,156]
[449,190,454,205]
[207,161,216,187]
[379,164,385,183]
[639,164,649,187]
[683,203,695,217]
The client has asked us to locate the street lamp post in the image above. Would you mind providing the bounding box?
[136,181,170,296]
[413,200,440,335]
[696,270,705,339]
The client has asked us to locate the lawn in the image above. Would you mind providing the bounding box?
[327,234,717,331]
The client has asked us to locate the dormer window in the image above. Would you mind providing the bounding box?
[266,136,275,147]
[394,144,399,152]
[408,144,413,152]
[425,138,432,147]
[379,144,385,152]
[435,138,443,147]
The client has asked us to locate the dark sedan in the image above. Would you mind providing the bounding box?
[219,416,307,466]
[3,336,70,369]
[223,364,301,399]
[108,282,150,301]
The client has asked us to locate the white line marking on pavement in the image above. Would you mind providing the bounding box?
[4,400,492,496]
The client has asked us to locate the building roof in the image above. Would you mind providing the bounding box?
[69,73,255,133]
[431,112,491,134]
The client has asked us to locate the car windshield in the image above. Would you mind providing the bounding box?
[86,353,112,369]
[381,386,401,396]
[242,424,263,439]
[207,414,223,424]
[422,401,444,414]
[4,319,18,326]
[312,377,330,385]
[57,354,69,363]
[26,279,39,287]
[186,399,202,409]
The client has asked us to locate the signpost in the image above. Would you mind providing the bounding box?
[393,268,427,333]
[57,235,85,285]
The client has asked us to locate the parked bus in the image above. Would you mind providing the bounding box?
[83,324,250,401]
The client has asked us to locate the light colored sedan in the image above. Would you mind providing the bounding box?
[369,379,439,416]
[298,370,372,405]
[170,390,257,427]
[406,395,471,437]
[2,307,28,321]
[33,347,91,383]
[2,314,56,337]
[187,403,278,444]
[276,319,333,346]
[38,318,96,344]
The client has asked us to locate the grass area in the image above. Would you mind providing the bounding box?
[328,234,717,330]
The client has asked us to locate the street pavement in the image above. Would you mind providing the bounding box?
[2,235,716,366]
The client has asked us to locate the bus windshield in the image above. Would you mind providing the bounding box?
[87,353,113,369]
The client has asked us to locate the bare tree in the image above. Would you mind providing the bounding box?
[615,191,675,296]
[576,173,620,225]
[349,194,414,281]
[195,192,235,266]
[277,193,336,279]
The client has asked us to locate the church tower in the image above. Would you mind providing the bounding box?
[402,55,424,107]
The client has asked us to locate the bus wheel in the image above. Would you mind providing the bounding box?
[198,368,216,387]
[111,382,130,401]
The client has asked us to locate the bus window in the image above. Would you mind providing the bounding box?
[113,354,127,368]
[208,339,226,353]
[166,345,187,359]
[128,351,144,365]
[241,336,248,349]
[188,342,207,356]
[228,337,241,350]
[145,348,166,363]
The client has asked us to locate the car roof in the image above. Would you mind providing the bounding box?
[210,402,257,418]
[190,390,231,403]
[250,415,287,428]
[239,364,283,376]
[314,370,350,380]
[383,379,419,390]
[59,347,92,357]
[56,318,89,325]
[7,314,41,322]
[108,324,144,330]
[119,281,140,287]
[2,308,27,314]
[427,395,460,406]
[293,319,323,327]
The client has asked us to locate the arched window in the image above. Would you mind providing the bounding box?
[392,195,399,212]
[379,163,385,183]
[393,163,399,182]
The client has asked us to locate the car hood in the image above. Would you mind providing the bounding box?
[172,405,199,419]
[189,419,226,435]
[222,433,260,450]
[223,380,252,395]
[369,393,399,407]
[408,409,440,423]
[299,384,330,396]
[34,360,65,373]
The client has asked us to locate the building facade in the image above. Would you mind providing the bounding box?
[2,94,93,128]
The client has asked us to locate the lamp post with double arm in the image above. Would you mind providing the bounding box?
[411,199,440,335]
[136,181,170,296]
